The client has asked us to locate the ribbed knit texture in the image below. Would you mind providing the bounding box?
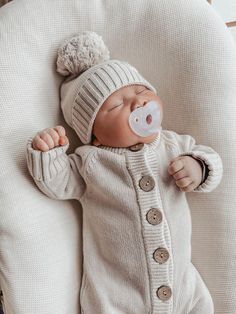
[26,130,222,313]
[61,60,156,144]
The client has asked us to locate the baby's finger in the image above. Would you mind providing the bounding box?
[54,125,66,138]
[173,168,188,181]
[39,132,55,149]
[180,182,196,192]
[48,128,60,146]
[169,156,183,165]
[168,159,184,175]
[59,135,69,146]
[175,177,193,188]
[32,135,50,152]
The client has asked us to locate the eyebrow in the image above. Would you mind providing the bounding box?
[136,87,148,93]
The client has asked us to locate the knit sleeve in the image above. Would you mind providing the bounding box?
[26,139,86,201]
[170,132,223,193]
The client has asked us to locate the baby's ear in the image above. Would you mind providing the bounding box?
[92,136,101,146]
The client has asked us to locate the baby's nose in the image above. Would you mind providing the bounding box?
[130,98,147,112]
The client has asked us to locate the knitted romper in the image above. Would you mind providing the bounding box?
[26,129,223,314]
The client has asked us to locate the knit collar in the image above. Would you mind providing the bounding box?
[97,132,162,154]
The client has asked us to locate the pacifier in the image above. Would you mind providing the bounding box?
[128,100,162,137]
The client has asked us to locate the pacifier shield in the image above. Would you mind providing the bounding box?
[129,100,162,137]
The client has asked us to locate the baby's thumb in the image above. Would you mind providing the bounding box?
[59,135,69,146]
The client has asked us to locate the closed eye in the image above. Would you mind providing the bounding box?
[108,103,123,112]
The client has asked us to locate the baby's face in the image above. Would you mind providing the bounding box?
[92,84,163,147]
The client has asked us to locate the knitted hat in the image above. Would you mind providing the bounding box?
[56,31,156,144]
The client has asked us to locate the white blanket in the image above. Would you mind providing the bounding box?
[0,0,236,313]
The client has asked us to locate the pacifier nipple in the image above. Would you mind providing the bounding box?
[128,100,162,137]
[146,114,152,125]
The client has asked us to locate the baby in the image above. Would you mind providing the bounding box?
[26,32,223,314]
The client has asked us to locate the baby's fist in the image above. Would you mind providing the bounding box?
[168,156,202,192]
[32,125,69,152]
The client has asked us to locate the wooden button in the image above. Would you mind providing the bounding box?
[129,143,144,151]
[146,208,163,225]
[139,175,155,191]
[156,285,172,301]
[153,248,169,264]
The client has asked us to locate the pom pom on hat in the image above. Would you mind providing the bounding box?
[57,31,110,77]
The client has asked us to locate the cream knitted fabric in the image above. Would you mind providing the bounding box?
[26,130,223,313]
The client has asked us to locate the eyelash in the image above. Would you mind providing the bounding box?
[109,103,123,111]
[110,89,148,111]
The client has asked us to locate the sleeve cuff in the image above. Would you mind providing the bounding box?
[26,139,69,181]
[179,150,223,193]
[191,156,208,185]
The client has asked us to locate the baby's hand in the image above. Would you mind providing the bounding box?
[167,156,202,192]
[32,126,69,152]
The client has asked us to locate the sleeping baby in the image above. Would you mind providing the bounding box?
[26,31,223,314]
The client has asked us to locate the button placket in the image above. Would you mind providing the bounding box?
[126,149,173,311]
[139,175,172,302]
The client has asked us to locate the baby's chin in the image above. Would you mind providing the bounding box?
[122,132,160,147]
[137,132,160,144]
[117,132,160,147]
[92,132,160,148]
[110,133,159,148]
